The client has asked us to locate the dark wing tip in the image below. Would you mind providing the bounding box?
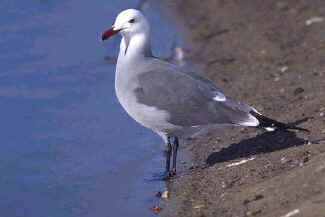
[249,110,310,133]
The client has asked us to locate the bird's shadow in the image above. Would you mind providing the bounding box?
[206,130,308,167]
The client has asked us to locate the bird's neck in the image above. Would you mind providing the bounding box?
[118,33,152,61]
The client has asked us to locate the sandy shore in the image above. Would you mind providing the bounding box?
[159,0,325,216]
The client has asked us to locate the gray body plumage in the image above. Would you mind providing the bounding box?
[116,55,259,141]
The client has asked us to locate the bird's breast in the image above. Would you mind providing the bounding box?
[114,71,177,133]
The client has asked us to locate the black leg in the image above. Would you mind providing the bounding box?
[164,136,172,178]
[171,137,179,175]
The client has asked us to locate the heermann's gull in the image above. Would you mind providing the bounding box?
[102,9,308,179]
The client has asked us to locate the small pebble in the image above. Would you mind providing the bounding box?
[254,194,264,201]
[320,112,324,117]
[150,205,162,214]
[260,49,267,55]
[313,71,323,76]
[294,87,304,95]
[281,209,300,217]
[222,78,229,83]
[281,156,287,163]
[303,156,309,163]
[276,1,289,10]
[245,210,252,216]
[305,17,324,26]
[161,189,169,199]
[193,204,205,209]
[279,66,289,72]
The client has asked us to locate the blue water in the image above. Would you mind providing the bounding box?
[0,0,179,216]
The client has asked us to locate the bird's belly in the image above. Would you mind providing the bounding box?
[116,88,177,133]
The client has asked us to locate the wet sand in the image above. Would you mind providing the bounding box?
[160,0,325,216]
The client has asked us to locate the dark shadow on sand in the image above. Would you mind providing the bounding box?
[206,130,308,166]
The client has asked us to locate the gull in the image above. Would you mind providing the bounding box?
[101,9,308,179]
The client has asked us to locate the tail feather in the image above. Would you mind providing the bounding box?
[249,111,310,133]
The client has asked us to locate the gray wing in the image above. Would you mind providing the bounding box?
[135,58,255,127]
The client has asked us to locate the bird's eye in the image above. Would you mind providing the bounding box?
[129,18,135,23]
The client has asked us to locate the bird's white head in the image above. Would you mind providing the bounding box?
[102,9,150,41]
